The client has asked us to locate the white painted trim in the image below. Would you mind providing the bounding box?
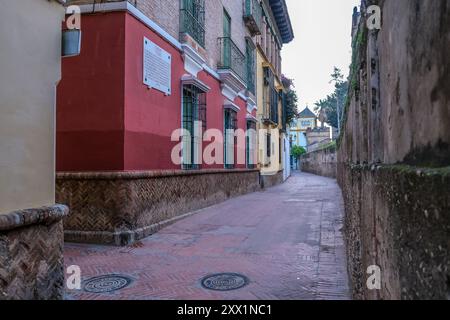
[181,74,211,93]
[183,54,203,77]
[181,44,206,66]
[238,92,248,101]
[221,84,238,102]
[246,114,258,123]
[224,100,241,113]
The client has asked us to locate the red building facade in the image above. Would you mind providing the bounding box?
[56,1,264,245]
[57,6,257,172]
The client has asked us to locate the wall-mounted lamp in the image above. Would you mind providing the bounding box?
[62,29,81,57]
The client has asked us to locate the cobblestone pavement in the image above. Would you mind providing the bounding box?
[64,172,350,300]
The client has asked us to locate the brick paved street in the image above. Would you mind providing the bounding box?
[64,172,350,300]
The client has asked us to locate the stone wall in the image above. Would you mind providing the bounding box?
[301,145,337,179]
[0,205,69,300]
[338,0,450,300]
[260,170,284,189]
[57,170,260,246]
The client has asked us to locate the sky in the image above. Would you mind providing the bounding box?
[282,0,360,112]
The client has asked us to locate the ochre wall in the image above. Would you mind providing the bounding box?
[0,0,64,214]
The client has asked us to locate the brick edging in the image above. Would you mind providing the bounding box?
[0,205,69,232]
[57,169,260,181]
[65,206,211,246]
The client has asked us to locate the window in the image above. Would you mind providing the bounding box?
[279,137,282,164]
[182,85,207,170]
[180,0,205,47]
[223,9,231,37]
[262,66,278,124]
[222,9,232,68]
[246,121,257,169]
[224,109,237,169]
[246,39,256,95]
[266,133,271,159]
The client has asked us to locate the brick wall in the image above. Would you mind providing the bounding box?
[67,0,252,71]
[57,170,260,246]
[0,206,69,300]
[204,0,251,69]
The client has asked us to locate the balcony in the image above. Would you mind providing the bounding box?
[244,0,263,36]
[262,67,279,125]
[217,37,247,96]
[180,0,206,47]
[218,37,246,82]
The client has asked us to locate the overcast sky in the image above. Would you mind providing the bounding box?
[282,0,360,111]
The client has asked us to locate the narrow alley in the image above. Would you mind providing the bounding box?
[64,172,349,300]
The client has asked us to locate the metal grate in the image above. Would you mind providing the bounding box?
[247,121,257,169]
[180,0,206,47]
[246,39,256,95]
[224,109,237,169]
[182,85,207,170]
[262,66,279,125]
[201,273,249,291]
[218,37,246,83]
[244,0,263,36]
[83,275,132,294]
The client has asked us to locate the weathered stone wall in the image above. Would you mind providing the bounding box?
[0,205,69,300]
[57,170,260,246]
[338,0,450,300]
[301,146,337,179]
[260,170,284,189]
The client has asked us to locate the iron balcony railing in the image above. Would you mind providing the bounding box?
[262,67,279,125]
[246,43,256,95]
[244,0,263,36]
[246,57,256,95]
[262,89,279,125]
[217,37,247,83]
[180,0,206,47]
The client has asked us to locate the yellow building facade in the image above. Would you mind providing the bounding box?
[254,0,293,186]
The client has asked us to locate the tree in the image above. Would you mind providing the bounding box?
[314,67,348,129]
[291,145,306,158]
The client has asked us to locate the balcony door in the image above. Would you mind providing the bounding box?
[223,9,231,67]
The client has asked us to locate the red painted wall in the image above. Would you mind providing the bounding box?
[57,11,251,172]
[123,14,183,171]
[57,13,126,171]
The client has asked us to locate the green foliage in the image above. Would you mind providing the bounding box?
[285,88,299,126]
[291,145,306,158]
[314,67,348,129]
[283,77,299,126]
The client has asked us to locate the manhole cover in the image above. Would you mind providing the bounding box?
[83,275,132,293]
[201,273,249,291]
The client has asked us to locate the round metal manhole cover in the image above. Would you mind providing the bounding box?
[201,273,249,291]
[83,275,132,293]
